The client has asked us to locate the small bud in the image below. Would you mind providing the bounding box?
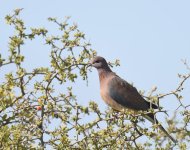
[36,106,42,111]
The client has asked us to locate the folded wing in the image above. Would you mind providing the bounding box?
[108,76,158,111]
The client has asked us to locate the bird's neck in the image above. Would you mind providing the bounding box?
[98,68,112,82]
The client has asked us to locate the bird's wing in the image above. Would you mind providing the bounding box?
[108,76,154,110]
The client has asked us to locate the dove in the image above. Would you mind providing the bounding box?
[89,56,176,143]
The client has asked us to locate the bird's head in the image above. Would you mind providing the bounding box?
[88,56,111,71]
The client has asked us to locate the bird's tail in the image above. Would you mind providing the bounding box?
[143,113,177,144]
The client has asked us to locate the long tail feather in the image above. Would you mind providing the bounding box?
[143,114,177,144]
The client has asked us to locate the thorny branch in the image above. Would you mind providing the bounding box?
[0,9,190,150]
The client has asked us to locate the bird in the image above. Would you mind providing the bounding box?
[89,56,177,144]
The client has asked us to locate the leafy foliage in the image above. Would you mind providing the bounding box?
[0,9,190,150]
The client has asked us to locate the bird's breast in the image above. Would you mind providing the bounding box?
[100,89,124,111]
[100,76,124,111]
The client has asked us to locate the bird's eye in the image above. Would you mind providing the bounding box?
[95,60,99,63]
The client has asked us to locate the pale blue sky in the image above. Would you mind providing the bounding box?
[1,0,190,148]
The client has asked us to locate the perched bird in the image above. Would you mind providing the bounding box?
[89,56,176,143]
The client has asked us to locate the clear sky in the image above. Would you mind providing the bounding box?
[1,0,190,148]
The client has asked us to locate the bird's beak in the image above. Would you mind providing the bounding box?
[87,62,92,68]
